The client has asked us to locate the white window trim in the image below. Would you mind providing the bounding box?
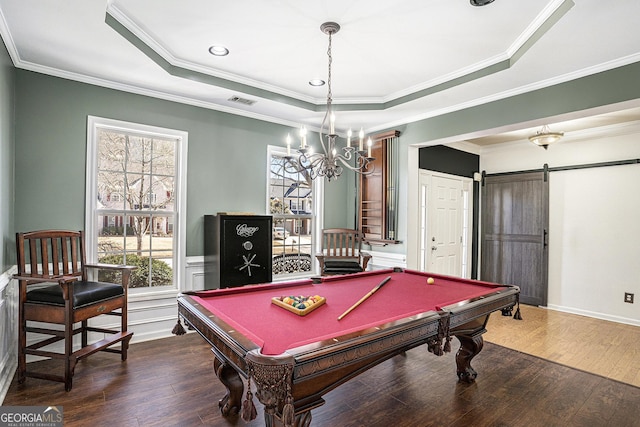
[85,116,188,295]
[266,145,324,278]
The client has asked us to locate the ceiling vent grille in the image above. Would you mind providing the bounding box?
[228,96,256,106]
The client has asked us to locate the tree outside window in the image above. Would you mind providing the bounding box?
[94,129,177,288]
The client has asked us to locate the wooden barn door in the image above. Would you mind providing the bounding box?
[481,171,549,306]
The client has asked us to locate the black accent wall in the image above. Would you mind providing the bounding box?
[419,145,479,178]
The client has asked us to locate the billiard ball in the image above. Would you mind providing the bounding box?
[427,277,435,285]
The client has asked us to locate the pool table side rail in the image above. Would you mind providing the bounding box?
[183,278,315,298]
[178,294,261,376]
[442,286,520,329]
[292,320,445,388]
[286,309,444,372]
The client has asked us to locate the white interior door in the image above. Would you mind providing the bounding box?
[418,171,470,277]
[431,175,463,275]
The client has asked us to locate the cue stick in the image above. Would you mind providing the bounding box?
[337,276,392,320]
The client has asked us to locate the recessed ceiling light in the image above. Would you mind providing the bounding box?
[208,45,229,56]
[309,79,325,87]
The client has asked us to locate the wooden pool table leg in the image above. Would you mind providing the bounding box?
[455,331,484,383]
[214,357,244,416]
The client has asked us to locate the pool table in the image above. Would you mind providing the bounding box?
[177,268,519,427]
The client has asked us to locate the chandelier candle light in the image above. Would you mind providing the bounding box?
[284,22,374,181]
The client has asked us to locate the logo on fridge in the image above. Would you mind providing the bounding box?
[236,223,259,237]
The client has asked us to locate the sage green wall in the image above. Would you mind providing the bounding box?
[0,38,14,271]
[13,70,349,256]
[323,170,358,229]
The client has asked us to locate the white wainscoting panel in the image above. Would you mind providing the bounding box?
[367,250,407,270]
[0,266,18,404]
[184,256,205,291]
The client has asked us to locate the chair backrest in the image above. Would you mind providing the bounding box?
[321,228,362,260]
[16,230,86,281]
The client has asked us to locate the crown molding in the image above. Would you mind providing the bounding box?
[104,0,575,112]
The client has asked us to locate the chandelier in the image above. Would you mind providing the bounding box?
[284,22,374,181]
[529,124,564,149]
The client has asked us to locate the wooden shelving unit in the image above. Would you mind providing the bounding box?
[358,130,400,246]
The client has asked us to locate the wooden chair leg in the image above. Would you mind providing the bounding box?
[81,320,88,348]
[65,308,74,391]
[18,309,27,384]
[64,360,73,392]
[121,334,132,362]
[121,307,129,361]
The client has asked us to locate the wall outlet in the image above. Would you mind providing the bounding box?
[624,292,634,304]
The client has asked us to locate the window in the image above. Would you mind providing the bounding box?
[267,146,322,277]
[86,117,188,292]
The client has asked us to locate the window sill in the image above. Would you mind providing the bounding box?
[128,288,179,302]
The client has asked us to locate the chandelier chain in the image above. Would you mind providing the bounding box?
[327,31,333,108]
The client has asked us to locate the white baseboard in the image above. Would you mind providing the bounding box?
[0,349,17,405]
[546,304,640,327]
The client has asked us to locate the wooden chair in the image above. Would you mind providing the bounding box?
[14,230,135,391]
[316,228,372,276]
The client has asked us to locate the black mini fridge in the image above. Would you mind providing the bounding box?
[204,214,273,289]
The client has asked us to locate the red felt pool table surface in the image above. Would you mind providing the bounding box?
[189,268,508,355]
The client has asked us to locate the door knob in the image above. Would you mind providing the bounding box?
[431,246,438,251]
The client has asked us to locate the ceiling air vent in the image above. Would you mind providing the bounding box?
[228,96,256,106]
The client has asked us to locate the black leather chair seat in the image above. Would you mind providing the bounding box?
[27,281,125,308]
[322,260,364,274]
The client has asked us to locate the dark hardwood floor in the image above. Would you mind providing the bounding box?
[4,331,639,427]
